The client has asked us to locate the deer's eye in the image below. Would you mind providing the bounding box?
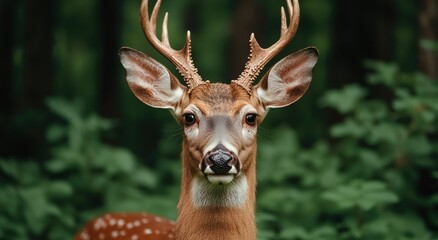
[184,113,196,126]
[245,113,257,126]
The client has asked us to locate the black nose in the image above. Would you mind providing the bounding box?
[208,150,233,175]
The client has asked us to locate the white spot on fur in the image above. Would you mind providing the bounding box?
[94,218,107,230]
[117,219,125,227]
[109,219,116,226]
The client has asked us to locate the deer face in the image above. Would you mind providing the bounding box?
[177,83,262,185]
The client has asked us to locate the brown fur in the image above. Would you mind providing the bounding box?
[174,83,260,240]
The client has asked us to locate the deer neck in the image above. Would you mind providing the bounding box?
[175,148,257,240]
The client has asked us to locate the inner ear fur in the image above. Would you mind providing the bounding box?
[119,47,187,110]
[254,47,319,108]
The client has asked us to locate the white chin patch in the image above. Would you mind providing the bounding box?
[191,175,248,208]
[206,175,235,185]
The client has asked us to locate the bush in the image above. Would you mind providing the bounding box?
[256,61,438,239]
[0,99,179,240]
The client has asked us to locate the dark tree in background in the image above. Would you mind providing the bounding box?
[0,0,15,115]
[0,0,54,158]
[228,0,262,81]
[330,0,396,87]
[98,0,122,119]
[418,0,437,79]
[23,0,54,109]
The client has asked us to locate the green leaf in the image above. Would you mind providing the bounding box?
[330,118,365,139]
[279,226,308,239]
[46,124,66,142]
[364,60,399,86]
[0,159,41,184]
[322,180,399,211]
[46,181,73,199]
[406,135,433,156]
[364,212,432,239]
[94,147,136,175]
[320,85,367,114]
[46,98,82,124]
[367,122,406,145]
[0,186,20,217]
[420,39,438,53]
[258,127,299,183]
[19,187,61,234]
[130,168,159,189]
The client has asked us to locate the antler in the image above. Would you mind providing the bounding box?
[140,0,205,91]
[233,0,300,94]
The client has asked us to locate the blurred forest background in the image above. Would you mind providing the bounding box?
[1,0,437,239]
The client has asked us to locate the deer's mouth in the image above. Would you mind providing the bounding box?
[202,165,240,185]
[202,164,240,185]
[205,174,235,185]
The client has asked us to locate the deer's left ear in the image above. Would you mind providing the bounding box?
[119,47,187,111]
[254,47,318,108]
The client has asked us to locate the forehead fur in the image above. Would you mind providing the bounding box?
[188,83,252,114]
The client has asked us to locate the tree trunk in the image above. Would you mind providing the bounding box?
[23,0,53,109]
[98,0,121,118]
[330,0,396,87]
[227,0,262,80]
[0,0,15,115]
[418,0,437,79]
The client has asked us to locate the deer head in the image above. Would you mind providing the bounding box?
[120,0,318,189]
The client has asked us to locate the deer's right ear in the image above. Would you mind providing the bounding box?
[254,47,318,109]
[119,47,187,111]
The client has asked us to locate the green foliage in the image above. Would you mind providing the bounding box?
[0,99,178,240]
[256,61,438,239]
[322,180,398,211]
[421,39,438,54]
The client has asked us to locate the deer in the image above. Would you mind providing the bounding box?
[74,0,318,239]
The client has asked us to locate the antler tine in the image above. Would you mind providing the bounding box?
[162,13,170,46]
[140,0,205,92]
[233,0,300,94]
[150,0,161,35]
